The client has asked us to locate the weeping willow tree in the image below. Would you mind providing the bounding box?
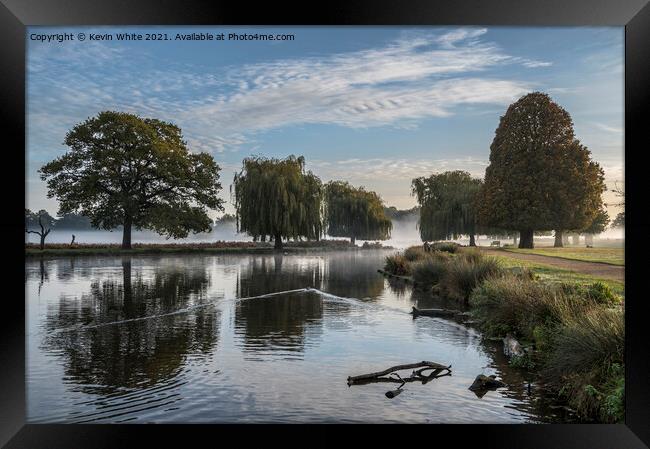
[232,155,324,250]
[324,181,392,245]
[411,171,482,246]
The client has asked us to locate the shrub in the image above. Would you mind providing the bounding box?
[544,307,624,379]
[542,307,624,422]
[469,273,559,339]
[585,281,621,306]
[440,252,503,303]
[431,241,460,253]
[384,254,411,276]
[510,353,536,370]
[404,245,427,262]
[411,252,450,287]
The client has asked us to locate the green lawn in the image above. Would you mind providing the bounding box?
[492,254,625,297]
[503,247,624,266]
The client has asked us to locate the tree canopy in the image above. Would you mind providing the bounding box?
[39,111,224,248]
[232,155,323,249]
[25,209,55,249]
[411,170,482,245]
[477,92,606,248]
[324,181,392,244]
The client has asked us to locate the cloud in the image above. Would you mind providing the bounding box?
[521,60,553,68]
[594,123,623,134]
[28,28,547,154]
[308,157,490,182]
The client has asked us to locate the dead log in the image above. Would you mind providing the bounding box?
[347,361,451,386]
[411,306,461,318]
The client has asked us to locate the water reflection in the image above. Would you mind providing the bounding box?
[320,252,385,300]
[234,292,323,358]
[236,254,323,297]
[40,257,219,395]
[26,251,559,423]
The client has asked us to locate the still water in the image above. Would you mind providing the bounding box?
[26,250,557,423]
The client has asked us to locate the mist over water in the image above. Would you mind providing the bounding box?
[26,218,624,249]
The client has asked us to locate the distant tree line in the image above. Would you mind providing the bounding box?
[26,209,93,230]
[383,206,420,221]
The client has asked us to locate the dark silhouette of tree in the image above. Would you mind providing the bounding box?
[324,181,392,245]
[478,92,606,248]
[25,209,54,250]
[232,155,323,250]
[39,111,224,249]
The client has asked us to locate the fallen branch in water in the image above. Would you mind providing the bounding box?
[347,361,451,386]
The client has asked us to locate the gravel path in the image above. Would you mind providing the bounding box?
[479,248,625,282]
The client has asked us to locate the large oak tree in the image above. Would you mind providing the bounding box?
[324,181,392,245]
[477,92,605,248]
[232,155,323,250]
[40,111,224,249]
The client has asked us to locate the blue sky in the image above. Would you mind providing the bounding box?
[26,26,624,218]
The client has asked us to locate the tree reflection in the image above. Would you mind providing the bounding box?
[236,254,323,297]
[234,292,323,355]
[320,252,385,300]
[235,255,323,355]
[41,257,218,394]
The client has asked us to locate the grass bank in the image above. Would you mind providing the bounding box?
[26,240,390,257]
[503,247,624,266]
[382,244,625,423]
[491,254,624,297]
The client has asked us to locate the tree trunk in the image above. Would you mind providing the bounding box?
[351,236,356,246]
[554,230,564,247]
[274,232,283,250]
[469,234,476,247]
[40,234,45,251]
[518,229,534,248]
[122,258,134,314]
[562,233,569,246]
[585,234,594,246]
[122,216,132,249]
[513,235,518,246]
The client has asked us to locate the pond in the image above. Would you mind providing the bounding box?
[26,250,562,423]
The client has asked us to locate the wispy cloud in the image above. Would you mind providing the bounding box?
[594,122,623,134]
[28,28,548,154]
[308,157,490,182]
[521,60,553,68]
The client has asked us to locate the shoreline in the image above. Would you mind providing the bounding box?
[25,243,393,258]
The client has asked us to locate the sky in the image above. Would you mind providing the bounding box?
[26,26,624,219]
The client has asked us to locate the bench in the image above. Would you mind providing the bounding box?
[490,240,501,247]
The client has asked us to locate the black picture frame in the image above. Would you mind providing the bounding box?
[2,0,649,447]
